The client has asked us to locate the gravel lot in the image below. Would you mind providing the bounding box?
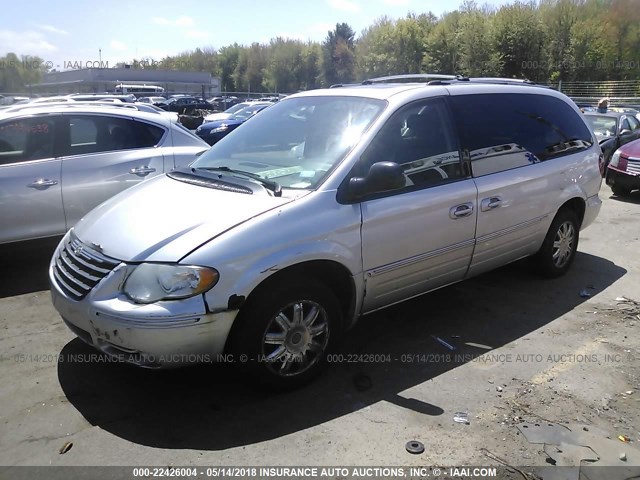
[0,183,639,478]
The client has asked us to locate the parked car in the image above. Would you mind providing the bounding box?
[158,97,212,113]
[606,138,640,196]
[195,103,271,145]
[202,101,273,124]
[0,103,208,244]
[609,107,640,123]
[28,96,77,104]
[0,96,30,105]
[583,111,640,171]
[1,100,180,123]
[136,96,166,104]
[49,76,602,388]
[208,96,240,110]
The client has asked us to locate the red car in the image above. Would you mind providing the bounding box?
[606,138,640,196]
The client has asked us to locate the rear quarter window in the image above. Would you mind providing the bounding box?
[450,93,593,176]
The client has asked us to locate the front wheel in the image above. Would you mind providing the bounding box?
[534,209,579,278]
[228,278,342,389]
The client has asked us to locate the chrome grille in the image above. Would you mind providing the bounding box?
[627,157,640,175]
[53,233,120,301]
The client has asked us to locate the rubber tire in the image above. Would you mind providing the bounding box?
[228,278,342,389]
[611,183,631,196]
[534,208,580,278]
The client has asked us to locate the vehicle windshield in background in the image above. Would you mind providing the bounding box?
[191,96,386,189]
[585,115,617,136]
[228,105,268,121]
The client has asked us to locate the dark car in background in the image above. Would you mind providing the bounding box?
[606,138,640,196]
[583,111,640,171]
[158,96,212,114]
[195,103,271,145]
[208,96,240,111]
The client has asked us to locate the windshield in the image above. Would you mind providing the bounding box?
[191,96,386,189]
[229,105,268,121]
[585,115,617,136]
[225,103,247,114]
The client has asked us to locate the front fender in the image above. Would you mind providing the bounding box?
[182,190,364,314]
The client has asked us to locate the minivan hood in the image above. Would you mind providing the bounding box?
[73,174,296,262]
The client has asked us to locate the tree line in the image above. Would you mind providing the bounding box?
[2,0,639,94]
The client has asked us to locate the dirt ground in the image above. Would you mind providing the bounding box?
[0,183,638,479]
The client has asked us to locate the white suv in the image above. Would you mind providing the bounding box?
[49,75,602,388]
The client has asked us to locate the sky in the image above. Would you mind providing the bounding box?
[1,0,516,71]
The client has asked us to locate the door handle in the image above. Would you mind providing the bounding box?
[450,202,474,219]
[129,166,156,176]
[28,178,58,189]
[481,196,503,212]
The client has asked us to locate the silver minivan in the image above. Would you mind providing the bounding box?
[49,77,602,388]
[0,103,208,244]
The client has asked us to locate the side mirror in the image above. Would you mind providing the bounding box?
[348,161,406,199]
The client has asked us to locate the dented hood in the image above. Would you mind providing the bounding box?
[73,174,296,262]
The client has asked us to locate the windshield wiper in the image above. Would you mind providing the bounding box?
[193,166,282,197]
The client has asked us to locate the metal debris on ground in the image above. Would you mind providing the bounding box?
[431,335,456,351]
[453,412,469,424]
[618,435,631,443]
[405,440,425,454]
[613,296,640,319]
[480,448,531,480]
[59,441,73,454]
[518,422,640,479]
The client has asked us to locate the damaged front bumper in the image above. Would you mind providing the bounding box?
[49,246,237,369]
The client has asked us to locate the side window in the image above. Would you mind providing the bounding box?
[67,116,165,155]
[449,93,593,177]
[359,98,464,190]
[69,117,100,155]
[620,117,631,132]
[0,117,56,165]
[628,116,640,131]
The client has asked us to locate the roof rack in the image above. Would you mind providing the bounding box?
[363,74,458,84]
[359,73,542,88]
[329,83,363,88]
[0,101,165,115]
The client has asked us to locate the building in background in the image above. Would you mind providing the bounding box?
[27,68,220,97]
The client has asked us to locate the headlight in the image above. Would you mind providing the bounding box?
[211,125,229,133]
[610,149,621,168]
[123,264,219,304]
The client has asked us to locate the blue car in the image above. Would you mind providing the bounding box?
[195,103,271,145]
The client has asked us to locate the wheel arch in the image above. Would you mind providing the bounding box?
[559,197,586,228]
[224,259,358,352]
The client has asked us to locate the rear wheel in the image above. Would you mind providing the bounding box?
[534,208,579,278]
[229,278,342,389]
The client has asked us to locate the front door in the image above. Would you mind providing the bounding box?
[358,98,477,312]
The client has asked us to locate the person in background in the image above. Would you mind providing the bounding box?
[597,98,609,113]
